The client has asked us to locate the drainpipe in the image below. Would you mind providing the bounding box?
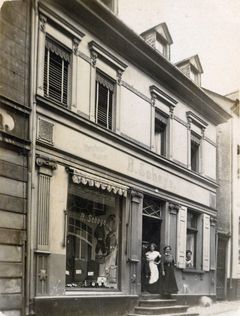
[229,117,234,296]
[26,0,38,314]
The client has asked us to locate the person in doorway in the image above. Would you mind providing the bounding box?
[145,243,161,293]
[160,245,178,297]
[186,250,193,268]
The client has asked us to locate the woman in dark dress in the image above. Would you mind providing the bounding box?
[160,245,178,297]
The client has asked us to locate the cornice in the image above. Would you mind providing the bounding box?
[186,111,208,129]
[0,95,31,115]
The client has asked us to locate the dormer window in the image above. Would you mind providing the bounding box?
[176,55,203,87]
[99,0,118,14]
[141,23,173,60]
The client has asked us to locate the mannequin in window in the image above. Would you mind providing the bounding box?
[186,250,193,268]
[145,243,161,293]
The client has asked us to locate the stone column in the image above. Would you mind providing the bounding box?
[35,155,57,295]
[128,190,143,295]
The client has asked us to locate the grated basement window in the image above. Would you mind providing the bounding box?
[44,38,70,106]
[95,72,115,130]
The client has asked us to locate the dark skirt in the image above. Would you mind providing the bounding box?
[160,264,178,295]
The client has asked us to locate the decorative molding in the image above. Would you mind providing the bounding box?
[150,85,178,109]
[36,155,57,171]
[186,111,208,129]
[88,40,128,71]
[204,136,217,148]
[0,108,15,132]
[39,2,85,40]
[72,38,80,55]
[90,50,98,68]
[130,190,143,204]
[122,81,151,104]
[39,14,47,33]
[117,69,123,85]
[77,51,91,64]
[210,217,217,226]
[174,115,188,128]
[169,202,180,212]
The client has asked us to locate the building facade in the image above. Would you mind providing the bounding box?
[0,0,231,315]
[204,89,240,300]
[0,1,31,315]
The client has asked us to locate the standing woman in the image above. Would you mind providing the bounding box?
[145,243,161,293]
[160,245,178,297]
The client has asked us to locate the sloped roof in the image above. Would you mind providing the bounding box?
[141,22,173,45]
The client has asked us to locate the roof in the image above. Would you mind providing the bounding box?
[52,0,231,125]
[141,22,173,45]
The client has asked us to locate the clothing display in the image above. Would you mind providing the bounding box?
[160,253,178,295]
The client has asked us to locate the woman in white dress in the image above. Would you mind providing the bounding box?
[145,243,161,293]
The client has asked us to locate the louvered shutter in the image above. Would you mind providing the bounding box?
[202,214,210,271]
[96,72,114,130]
[44,38,70,106]
[176,206,187,268]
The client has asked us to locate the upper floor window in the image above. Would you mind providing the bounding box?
[155,110,168,156]
[191,132,201,172]
[95,72,115,130]
[44,37,70,106]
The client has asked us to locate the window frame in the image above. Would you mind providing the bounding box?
[190,132,201,172]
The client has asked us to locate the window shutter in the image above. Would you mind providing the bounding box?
[176,206,187,268]
[44,38,70,106]
[202,214,210,271]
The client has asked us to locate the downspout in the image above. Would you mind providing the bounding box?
[26,0,38,314]
[229,117,234,294]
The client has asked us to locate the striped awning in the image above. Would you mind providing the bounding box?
[69,168,128,197]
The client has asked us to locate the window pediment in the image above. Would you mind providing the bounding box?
[150,85,177,109]
[88,40,128,72]
[186,111,208,129]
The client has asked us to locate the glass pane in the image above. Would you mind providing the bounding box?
[66,185,119,289]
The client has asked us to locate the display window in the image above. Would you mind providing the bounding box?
[66,183,121,290]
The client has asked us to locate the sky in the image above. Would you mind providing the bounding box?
[0,0,239,95]
[118,0,240,96]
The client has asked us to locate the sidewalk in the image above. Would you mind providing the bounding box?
[188,300,240,316]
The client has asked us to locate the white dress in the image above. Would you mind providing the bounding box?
[146,250,161,284]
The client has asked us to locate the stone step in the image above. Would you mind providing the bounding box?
[128,313,199,316]
[134,305,189,315]
[139,299,177,307]
[128,312,199,316]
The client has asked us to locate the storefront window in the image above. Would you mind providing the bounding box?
[66,183,120,290]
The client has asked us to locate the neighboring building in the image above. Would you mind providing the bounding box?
[0,0,231,315]
[204,88,240,300]
[0,1,30,315]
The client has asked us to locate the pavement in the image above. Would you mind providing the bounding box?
[188,300,240,316]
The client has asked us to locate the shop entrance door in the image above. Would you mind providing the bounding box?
[141,197,162,292]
